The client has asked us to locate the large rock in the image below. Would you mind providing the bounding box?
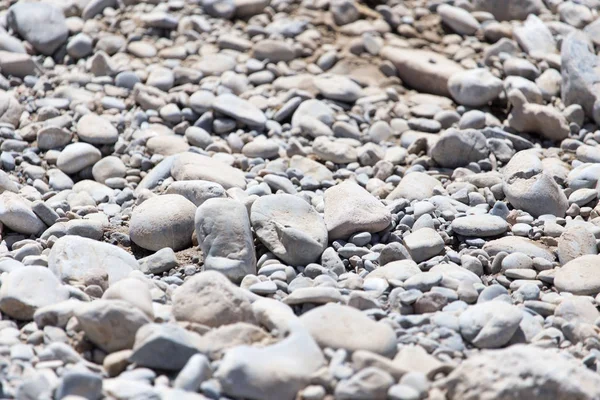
[165,180,226,207]
[300,303,397,356]
[451,215,508,237]
[213,93,266,129]
[251,194,327,266]
[130,194,196,252]
[555,255,600,295]
[502,151,568,217]
[48,235,139,286]
[381,47,463,97]
[387,172,442,201]
[75,300,151,353]
[443,345,600,400]
[324,181,392,240]
[557,225,598,265]
[172,271,256,327]
[0,91,24,127]
[561,31,600,125]
[471,0,547,21]
[459,301,523,348]
[171,153,247,189]
[216,299,324,400]
[430,129,489,168]
[0,192,46,235]
[513,15,556,55]
[448,69,503,107]
[483,236,554,261]
[0,266,69,320]
[196,199,256,282]
[130,324,201,371]
[7,2,68,55]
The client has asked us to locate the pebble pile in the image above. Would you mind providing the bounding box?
[0,0,600,399]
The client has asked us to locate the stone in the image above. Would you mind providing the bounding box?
[557,225,598,265]
[381,47,464,97]
[561,31,600,125]
[196,198,256,282]
[253,39,295,63]
[0,266,69,320]
[459,301,523,348]
[387,172,442,201]
[37,126,72,150]
[555,255,600,295]
[48,235,139,286]
[0,91,23,127]
[403,228,445,263]
[172,270,256,327]
[483,236,554,261]
[430,129,489,168]
[103,278,154,319]
[213,93,266,129]
[171,153,247,189]
[0,192,46,234]
[443,345,600,400]
[472,0,547,21]
[8,2,68,55]
[300,303,397,356]
[514,15,556,55]
[55,370,102,400]
[335,367,394,400]
[314,75,362,103]
[130,323,201,371]
[75,300,151,353]
[138,248,178,275]
[507,89,569,142]
[448,69,503,107]
[451,215,509,237]
[324,181,392,240]
[437,4,480,36]
[251,194,327,266]
[130,194,196,252]
[502,151,568,218]
[216,299,324,400]
[77,114,118,144]
[56,143,102,175]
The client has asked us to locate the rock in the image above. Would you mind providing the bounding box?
[130,194,196,252]
[448,69,503,107]
[103,278,154,319]
[253,39,295,63]
[251,194,327,266]
[0,91,23,127]
[37,126,72,150]
[0,266,69,320]
[561,31,600,125]
[483,236,554,261]
[451,215,509,237]
[472,0,547,21]
[324,181,392,240]
[172,271,255,327]
[335,367,394,400]
[513,15,556,55]
[130,323,201,371]
[430,129,489,168]
[216,299,324,400]
[403,228,445,263]
[75,300,151,353]
[387,172,442,201]
[314,75,362,103]
[443,345,600,400]
[7,2,68,55]
[171,153,247,189]
[174,353,212,391]
[381,47,464,97]
[77,114,118,144]
[300,303,397,356]
[555,255,600,295]
[331,0,359,26]
[55,370,102,400]
[56,143,102,175]
[459,301,523,348]
[196,199,256,282]
[0,192,46,234]
[507,89,569,141]
[557,225,598,265]
[48,235,139,286]
[138,248,178,275]
[502,151,568,217]
[437,5,480,36]
[213,93,267,129]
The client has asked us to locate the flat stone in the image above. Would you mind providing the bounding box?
[459,300,523,348]
[251,194,327,266]
[77,114,118,144]
[403,228,445,263]
[451,215,508,237]
[8,2,68,55]
[213,93,267,129]
[555,255,600,295]
[171,153,247,189]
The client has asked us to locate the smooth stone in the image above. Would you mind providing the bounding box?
[459,300,523,348]
[387,172,442,201]
[56,143,102,175]
[171,153,247,190]
[403,228,445,263]
[7,2,68,55]
[213,93,267,129]
[448,68,503,107]
[0,192,46,234]
[451,215,508,237]
[555,255,600,295]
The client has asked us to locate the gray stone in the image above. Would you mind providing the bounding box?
[555,255,600,295]
[57,143,102,175]
[448,69,503,107]
[130,194,196,252]
[77,114,118,144]
[387,172,442,201]
[213,93,266,129]
[0,192,46,234]
[451,215,508,237]
[431,129,489,168]
[251,194,327,266]
[138,248,178,275]
[171,152,247,189]
[403,228,445,263]
[196,198,256,282]
[8,2,68,55]
[335,367,394,400]
[472,0,547,21]
[459,301,523,348]
[437,4,480,36]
